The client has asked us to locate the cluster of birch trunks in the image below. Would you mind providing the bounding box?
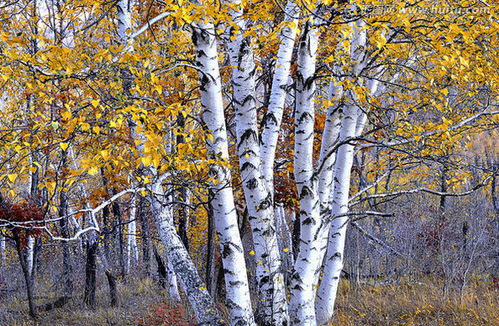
[1,0,498,326]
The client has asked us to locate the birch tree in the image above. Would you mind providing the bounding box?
[191,20,256,326]
[0,1,497,325]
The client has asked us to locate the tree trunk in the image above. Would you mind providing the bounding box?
[84,239,98,308]
[275,205,294,279]
[316,102,359,324]
[227,4,288,322]
[15,234,37,318]
[205,193,218,299]
[59,149,73,296]
[289,20,324,325]
[192,22,255,326]
[139,196,151,277]
[111,188,127,278]
[153,245,168,289]
[126,195,139,273]
[176,114,190,250]
[149,177,224,325]
[105,269,118,307]
[260,0,299,190]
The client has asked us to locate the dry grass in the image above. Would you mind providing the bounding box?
[331,277,498,326]
[2,276,497,325]
[0,277,166,326]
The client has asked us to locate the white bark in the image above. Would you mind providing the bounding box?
[289,20,323,325]
[226,2,288,323]
[260,0,299,189]
[149,183,223,325]
[117,0,186,310]
[117,0,133,51]
[314,83,343,289]
[318,82,343,208]
[315,20,369,324]
[150,180,222,324]
[0,235,5,265]
[192,23,255,326]
[126,196,139,272]
[315,100,359,324]
[167,260,181,302]
[26,235,35,278]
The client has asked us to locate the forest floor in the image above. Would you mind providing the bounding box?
[0,276,497,325]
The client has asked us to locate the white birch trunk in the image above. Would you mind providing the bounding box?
[126,196,139,272]
[129,117,183,303]
[315,75,384,323]
[318,82,343,208]
[260,0,299,189]
[26,236,35,278]
[315,101,359,324]
[117,0,192,312]
[289,20,323,325]
[150,180,222,324]
[315,20,368,324]
[314,82,344,288]
[192,23,255,326]
[117,0,133,51]
[226,3,288,323]
[0,235,5,265]
[167,259,181,302]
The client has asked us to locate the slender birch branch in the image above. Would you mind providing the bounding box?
[349,171,390,202]
[0,187,145,241]
[130,11,172,40]
[350,221,407,259]
[350,176,491,206]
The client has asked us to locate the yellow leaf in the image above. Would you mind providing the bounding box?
[60,142,69,151]
[7,173,18,182]
[46,182,56,192]
[101,150,110,160]
[91,99,100,108]
[61,110,72,120]
[249,250,255,256]
[88,167,99,175]
[283,248,289,252]
[141,155,152,167]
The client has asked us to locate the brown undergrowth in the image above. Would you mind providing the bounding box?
[1,276,497,325]
[331,277,498,326]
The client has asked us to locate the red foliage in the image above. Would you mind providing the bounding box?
[417,222,446,252]
[137,303,196,326]
[491,276,499,290]
[0,201,44,248]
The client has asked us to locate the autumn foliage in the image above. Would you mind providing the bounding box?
[0,201,44,248]
[138,303,196,326]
